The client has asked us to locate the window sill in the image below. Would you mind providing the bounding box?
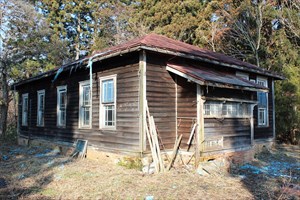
[79,127,92,130]
[36,125,44,128]
[100,127,116,131]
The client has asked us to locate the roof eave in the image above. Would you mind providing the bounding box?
[140,46,284,80]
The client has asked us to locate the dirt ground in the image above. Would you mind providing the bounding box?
[0,142,299,200]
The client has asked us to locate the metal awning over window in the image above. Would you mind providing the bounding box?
[166,63,268,92]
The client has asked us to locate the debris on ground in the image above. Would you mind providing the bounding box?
[0,142,299,199]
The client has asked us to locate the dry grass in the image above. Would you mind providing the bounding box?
[0,143,299,200]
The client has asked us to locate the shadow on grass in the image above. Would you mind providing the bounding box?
[231,146,300,199]
[0,142,74,199]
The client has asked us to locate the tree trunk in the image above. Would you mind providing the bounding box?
[0,62,8,137]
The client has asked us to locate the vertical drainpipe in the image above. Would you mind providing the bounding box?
[139,50,146,155]
[88,58,93,129]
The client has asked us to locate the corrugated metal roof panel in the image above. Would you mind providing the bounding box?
[167,62,268,92]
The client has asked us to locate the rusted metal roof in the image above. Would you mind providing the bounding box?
[166,62,268,92]
[91,33,282,79]
[13,33,283,87]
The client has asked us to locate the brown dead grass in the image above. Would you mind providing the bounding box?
[0,143,299,200]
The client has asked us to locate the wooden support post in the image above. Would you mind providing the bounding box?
[250,104,256,145]
[196,85,204,167]
[272,79,276,139]
[139,50,147,153]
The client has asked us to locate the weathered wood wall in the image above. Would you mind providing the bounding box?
[17,53,142,153]
[204,118,251,151]
[146,53,176,149]
[176,76,197,149]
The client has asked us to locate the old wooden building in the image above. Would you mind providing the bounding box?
[14,34,283,160]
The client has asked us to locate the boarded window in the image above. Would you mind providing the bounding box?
[37,90,45,126]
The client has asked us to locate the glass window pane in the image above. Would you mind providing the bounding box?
[83,108,90,125]
[102,79,114,103]
[258,92,267,107]
[83,85,90,106]
[104,105,115,126]
[58,88,67,126]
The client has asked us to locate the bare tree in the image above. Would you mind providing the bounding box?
[220,1,267,67]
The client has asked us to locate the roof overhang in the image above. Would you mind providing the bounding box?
[166,63,269,92]
[141,46,284,80]
[12,34,284,88]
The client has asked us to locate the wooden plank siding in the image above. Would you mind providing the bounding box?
[146,53,176,149]
[204,118,251,151]
[17,53,142,153]
[176,76,197,149]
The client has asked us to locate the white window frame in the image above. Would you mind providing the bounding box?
[22,93,29,126]
[236,71,249,80]
[99,75,117,129]
[257,77,268,126]
[57,85,67,127]
[37,90,45,127]
[79,80,92,129]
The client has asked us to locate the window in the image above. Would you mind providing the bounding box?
[37,90,45,126]
[100,75,116,129]
[257,78,268,126]
[79,81,91,128]
[22,93,28,126]
[236,72,249,80]
[57,86,67,127]
[205,102,221,116]
[204,101,250,118]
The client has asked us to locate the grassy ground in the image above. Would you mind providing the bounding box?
[0,142,299,200]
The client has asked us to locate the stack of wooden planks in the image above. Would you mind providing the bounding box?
[145,101,164,172]
[145,101,183,172]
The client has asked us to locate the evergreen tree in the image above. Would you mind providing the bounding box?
[38,0,96,59]
[0,0,69,137]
